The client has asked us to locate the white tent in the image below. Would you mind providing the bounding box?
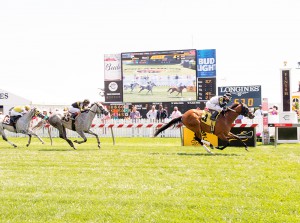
[0,89,32,115]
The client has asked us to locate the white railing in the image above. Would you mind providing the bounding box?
[3,116,276,138]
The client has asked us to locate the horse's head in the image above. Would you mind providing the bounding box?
[230,103,255,119]
[92,102,109,116]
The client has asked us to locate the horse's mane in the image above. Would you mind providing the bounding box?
[230,103,239,109]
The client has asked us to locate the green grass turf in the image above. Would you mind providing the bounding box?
[123,85,196,103]
[0,137,299,222]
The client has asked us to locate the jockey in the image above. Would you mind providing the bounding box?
[206,92,232,121]
[68,99,90,120]
[10,105,31,123]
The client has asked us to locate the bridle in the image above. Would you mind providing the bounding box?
[89,103,107,115]
[227,103,249,116]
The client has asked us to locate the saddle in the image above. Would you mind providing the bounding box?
[2,115,21,131]
[201,110,217,132]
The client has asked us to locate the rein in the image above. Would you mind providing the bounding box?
[227,107,236,112]
[88,103,104,114]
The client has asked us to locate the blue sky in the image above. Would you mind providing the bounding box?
[1,0,300,105]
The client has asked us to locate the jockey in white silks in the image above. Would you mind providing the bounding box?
[206,92,232,121]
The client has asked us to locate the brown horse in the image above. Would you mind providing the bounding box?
[154,103,255,153]
[167,85,186,96]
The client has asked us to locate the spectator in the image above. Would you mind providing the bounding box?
[156,104,168,122]
[254,105,263,117]
[146,105,157,122]
[270,106,278,115]
[170,106,182,119]
[129,106,141,122]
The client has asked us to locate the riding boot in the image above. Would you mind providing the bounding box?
[210,111,219,121]
[71,112,77,120]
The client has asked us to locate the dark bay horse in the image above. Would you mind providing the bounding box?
[167,85,187,96]
[138,82,156,94]
[154,103,255,153]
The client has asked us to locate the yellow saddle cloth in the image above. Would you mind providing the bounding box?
[201,111,217,132]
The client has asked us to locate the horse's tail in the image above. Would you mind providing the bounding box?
[154,116,182,137]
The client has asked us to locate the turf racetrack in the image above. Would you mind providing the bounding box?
[123,85,196,103]
[0,137,299,222]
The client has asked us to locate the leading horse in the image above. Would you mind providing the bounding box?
[154,103,255,153]
[0,108,46,147]
[47,102,109,149]
[167,85,187,96]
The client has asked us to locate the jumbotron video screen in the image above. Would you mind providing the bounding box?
[121,49,197,103]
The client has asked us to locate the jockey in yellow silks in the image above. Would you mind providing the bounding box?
[206,92,232,121]
[68,99,90,119]
[10,105,31,123]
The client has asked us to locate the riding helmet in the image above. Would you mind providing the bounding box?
[224,92,232,97]
[83,99,90,104]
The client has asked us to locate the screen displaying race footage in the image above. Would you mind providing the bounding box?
[121,49,197,103]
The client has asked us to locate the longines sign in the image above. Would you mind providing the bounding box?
[218,85,262,107]
[0,92,9,99]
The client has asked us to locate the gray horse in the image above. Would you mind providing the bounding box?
[47,102,109,149]
[124,82,139,92]
[0,108,45,147]
[138,82,156,94]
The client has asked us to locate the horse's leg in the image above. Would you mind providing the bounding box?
[48,127,53,146]
[58,126,76,149]
[193,133,213,154]
[28,130,45,144]
[227,132,249,151]
[86,130,101,148]
[73,130,87,144]
[26,133,32,147]
[1,131,17,148]
[215,133,230,150]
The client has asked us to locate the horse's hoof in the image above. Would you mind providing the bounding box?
[26,144,29,147]
[13,145,17,148]
[74,140,78,143]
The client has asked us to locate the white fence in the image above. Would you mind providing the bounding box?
[5,118,182,138]
[4,116,279,139]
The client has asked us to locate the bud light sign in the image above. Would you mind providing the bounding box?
[197,49,216,78]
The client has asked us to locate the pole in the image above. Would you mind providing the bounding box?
[110,127,115,145]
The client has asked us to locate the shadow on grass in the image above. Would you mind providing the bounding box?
[177,152,241,156]
[149,152,241,156]
[38,149,74,152]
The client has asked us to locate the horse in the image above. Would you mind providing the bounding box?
[167,85,187,96]
[47,102,109,149]
[154,103,255,153]
[138,82,156,94]
[0,108,46,147]
[124,82,139,92]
